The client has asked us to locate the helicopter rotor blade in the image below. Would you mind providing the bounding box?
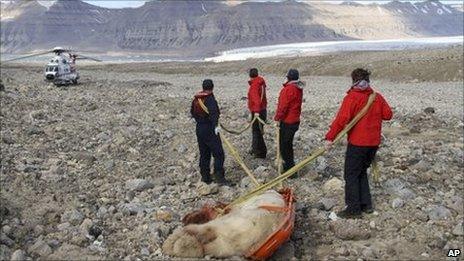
[1,50,54,62]
[75,54,102,62]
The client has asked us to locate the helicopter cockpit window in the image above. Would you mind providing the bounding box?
[47,66,58,72]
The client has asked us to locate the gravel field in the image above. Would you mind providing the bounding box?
[0,47,463,260]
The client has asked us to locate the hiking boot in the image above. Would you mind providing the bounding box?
[337,209,362,219]
[200,171,212,184]
[214,170,231,186]
[361,206,374,214]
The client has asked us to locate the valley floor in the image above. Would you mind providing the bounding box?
[0,47,463,260]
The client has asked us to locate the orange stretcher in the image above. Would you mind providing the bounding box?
[182,188,296,260]
[246,188,295,260]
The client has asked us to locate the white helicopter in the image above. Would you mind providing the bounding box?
[3,47,102,86]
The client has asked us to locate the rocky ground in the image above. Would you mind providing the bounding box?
[0,48,463,260]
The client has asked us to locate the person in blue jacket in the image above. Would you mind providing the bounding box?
[190,79,229,186]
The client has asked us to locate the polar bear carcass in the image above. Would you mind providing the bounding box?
[162,190,286,258]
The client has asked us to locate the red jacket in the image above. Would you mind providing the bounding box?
[274,80,304,124]
[247,76,267,113]
[325,87,393,146]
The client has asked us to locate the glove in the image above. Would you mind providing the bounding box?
[324,140,333,151]
[214,126,220,135]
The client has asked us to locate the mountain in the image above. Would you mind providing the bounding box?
[0,0,46,21]
[1,0,462,57]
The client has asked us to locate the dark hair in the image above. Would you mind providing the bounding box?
[351,68,370,83]
[202,79,214,90]
[286,69,299,81]
[249,68,259,78]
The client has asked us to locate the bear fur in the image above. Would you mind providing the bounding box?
[162,190,285,258]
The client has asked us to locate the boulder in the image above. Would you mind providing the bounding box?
[0,245,11,261]
[384,178,416,200]
[446,196,463,215]
[0,233,14,247]
[412,160,431,172]
[80,218,93,236]
[61,209,84,226]
[452,222,463,236]
[29,239,52,257]
[11,249,26,261]
[391,198,404,209]
[316,157,328,172]
[427,205,452,220]
[318,198,337,211]
[155,207,174,223]
[73,152,96,165]
[254,166,268,176]
[322,177,343,195]
[125,179,154,192]
[120,202,146,216]
[240,176,256,189]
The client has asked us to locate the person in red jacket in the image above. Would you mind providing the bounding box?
[274,69,304,173]
[247,68,268,158]
[325,68,393,219]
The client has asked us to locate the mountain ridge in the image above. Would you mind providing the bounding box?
[1,0,462,56]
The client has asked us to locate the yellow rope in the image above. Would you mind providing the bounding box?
[198,98,258,135]
[197,97,210,114]
[227,92,377,208]
[197,98,260,186]
[196,93,379,208]
[255,116,269,126]
[220,134,261,186]
[220,117,257,135]
[220,113,270,135]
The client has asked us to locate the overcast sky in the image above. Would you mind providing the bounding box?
[35,0,463,9]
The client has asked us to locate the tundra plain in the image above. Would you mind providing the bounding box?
[0,46,463,260]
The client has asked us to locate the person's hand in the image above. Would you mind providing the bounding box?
[214,127,220,135]
[274,121,280,128]
[253,112,259,118]
[324,140,333,151]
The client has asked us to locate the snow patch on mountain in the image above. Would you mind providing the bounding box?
[205,36,464,62]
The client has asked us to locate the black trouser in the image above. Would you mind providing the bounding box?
[196,123,225,182]
[344,144,378,213]
[279,122,299,172]
[251,110,267,158]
